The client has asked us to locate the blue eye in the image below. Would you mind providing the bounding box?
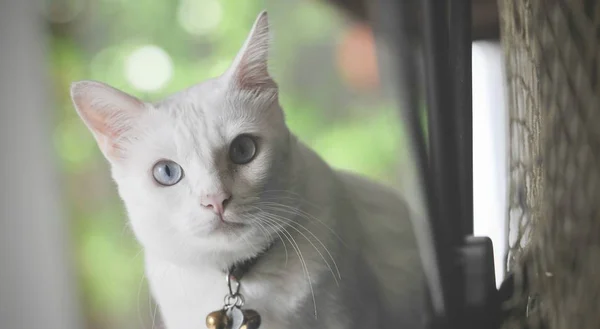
[152,160,183,186]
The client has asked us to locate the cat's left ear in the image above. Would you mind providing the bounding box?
[226,11,277,92]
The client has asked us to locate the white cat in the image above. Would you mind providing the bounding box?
[70,11,426,329]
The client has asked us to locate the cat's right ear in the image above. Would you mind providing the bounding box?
[70,80,146,161]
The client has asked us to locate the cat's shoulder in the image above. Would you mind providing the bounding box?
[335,170,407,210]
[334,170,425,321]
[334,169,416,242]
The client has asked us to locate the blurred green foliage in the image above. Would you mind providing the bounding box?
[48,0,404,328]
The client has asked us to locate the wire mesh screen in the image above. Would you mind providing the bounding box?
[500,0,600,328]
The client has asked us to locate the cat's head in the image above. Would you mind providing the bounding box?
[70,11,293,266]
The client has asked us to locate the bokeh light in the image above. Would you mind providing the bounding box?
[177,0,223,36]
[336,23,379,91]
[125,45,174,92]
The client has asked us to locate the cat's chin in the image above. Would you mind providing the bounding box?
[186,215,249,238]
[209,218,247,233]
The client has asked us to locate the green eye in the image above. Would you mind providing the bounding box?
[229,134,257,165]
[152,160,183,186]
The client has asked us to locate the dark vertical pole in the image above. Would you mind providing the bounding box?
[421,0,463,326]
[450,0,474,237]
[422,0,461,247]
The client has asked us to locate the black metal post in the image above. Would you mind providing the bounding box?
[449,0,474,237]
[421,0,464,325]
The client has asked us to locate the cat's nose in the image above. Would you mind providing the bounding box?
[200,193,231,216]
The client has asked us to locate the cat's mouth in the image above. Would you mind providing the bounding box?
[185,213,249,237]
[210,215,247,232]
[207,221,246,236]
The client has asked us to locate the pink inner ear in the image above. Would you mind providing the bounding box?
[81,108,133,158]
[84,108,118,138]
[235,55,276,92]
[231,12,276,92]
[72,82,144,159]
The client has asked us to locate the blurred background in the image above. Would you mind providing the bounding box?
[2,0,404,328]
[0,0,506,328]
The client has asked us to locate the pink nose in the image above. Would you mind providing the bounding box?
[201,193,231,216]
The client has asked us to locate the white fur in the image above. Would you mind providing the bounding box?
[71,11,426,329]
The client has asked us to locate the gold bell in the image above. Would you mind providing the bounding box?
[206,309,230,329]
[240,309,261,329]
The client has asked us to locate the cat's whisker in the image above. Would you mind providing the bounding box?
[255,203,342,281]
[252,213,297,270]
[260,189,311,199]
[255,216,307,277]
[130,246,145,263]
[258,208,347,268]
[259,191,323,211]
[256,215,318,319]
[239,195,261,204]
[151,295,160,329]
[137,272,149,329]
[119,221,133,238]
[258,202,348,248]
[264,220,290,267]
[151,264,173,329]
[258,201,327,227]
[261,192,320,203]
[232,225,249,247]
[257,209,340,285]
[259,196,323,214]
[250,215,271,242]
[137,261,170,329]
[248,213,289,266]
